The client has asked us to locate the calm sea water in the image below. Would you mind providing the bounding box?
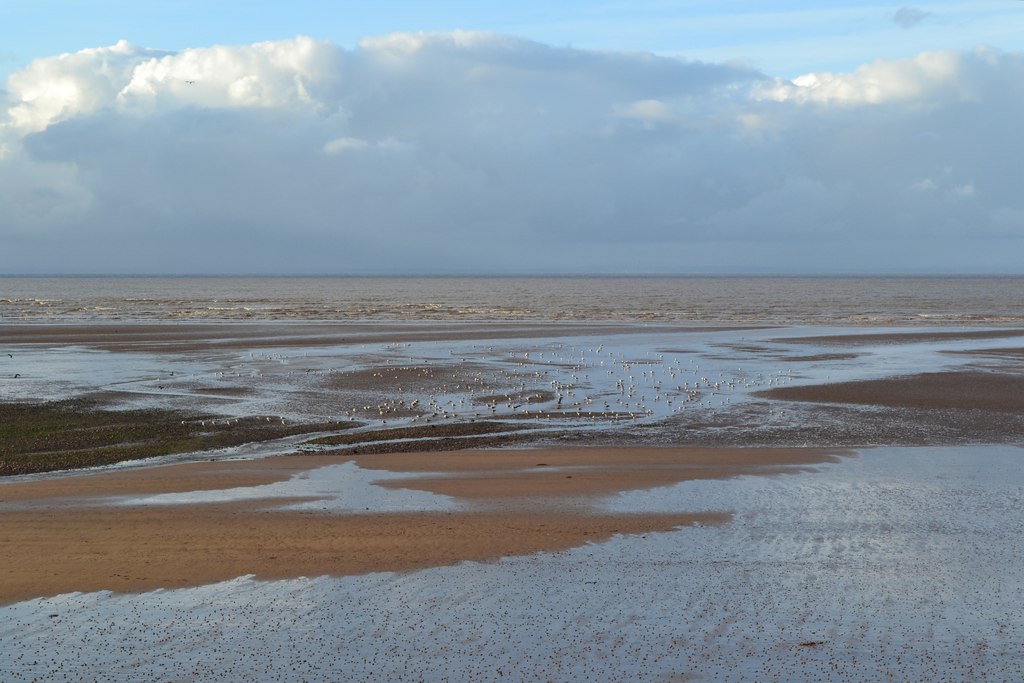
[1,276,1022,325]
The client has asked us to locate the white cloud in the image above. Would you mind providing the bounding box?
[1,35,1022,274]
[752,47,1024,107]
[754,49,969,105]
[4,40,163,132]
[117,36,344,113]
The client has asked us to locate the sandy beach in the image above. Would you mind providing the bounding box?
[3,319,1024,680]
[0,448,840,604]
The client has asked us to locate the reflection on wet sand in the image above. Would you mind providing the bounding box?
[2,321,1024,681]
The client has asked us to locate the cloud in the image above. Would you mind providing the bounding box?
[892,7,932,30]
[1,35,1023,274]
[752,49,977,105]
[5,40,166,133]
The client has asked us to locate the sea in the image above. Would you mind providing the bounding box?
[1,276,1023,325]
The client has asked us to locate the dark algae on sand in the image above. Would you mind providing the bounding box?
[0,399,351,476]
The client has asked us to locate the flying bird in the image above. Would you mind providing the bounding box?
[184,80,196,85]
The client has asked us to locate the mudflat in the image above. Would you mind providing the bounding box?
[776,329,1024,346]
[756,370,1024,412]
[0,321,760,352]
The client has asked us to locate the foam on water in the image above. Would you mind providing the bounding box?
[2,276,1023,324]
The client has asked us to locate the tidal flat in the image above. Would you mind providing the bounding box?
[2,320,1024,680]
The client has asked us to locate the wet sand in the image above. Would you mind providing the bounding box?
[4,320,1024,679]
[0,456,326,504]
[945,346,1024,364]
[0,321,763,353]
[777,328,1024,345]
[353,448,841,499]
[0,447,840,604]
[1,505,726,605]
[757,370,1024,412]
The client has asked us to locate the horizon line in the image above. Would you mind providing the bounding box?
[3,271,1024,279]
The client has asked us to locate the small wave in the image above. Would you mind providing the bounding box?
[2,277,1022,326]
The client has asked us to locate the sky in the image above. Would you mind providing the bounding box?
[2,1,1024,274]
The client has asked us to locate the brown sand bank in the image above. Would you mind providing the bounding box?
[0,505,722,605]
[944,347,1024,360]
[350,448,841,499]
[0,321,763,353]
[780,353,860,362]
[0,456,328,504]
[776,329,1024,346]
[757,371,1024,412]
[0,447,840,604]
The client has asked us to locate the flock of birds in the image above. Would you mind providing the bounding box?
[3,335,808,454]
[179,340,799,440]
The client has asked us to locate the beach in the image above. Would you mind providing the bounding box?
[4,442,1024,680]
[2,448,843,604]
[2,302,1024,679]
[4,0,1024,668]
